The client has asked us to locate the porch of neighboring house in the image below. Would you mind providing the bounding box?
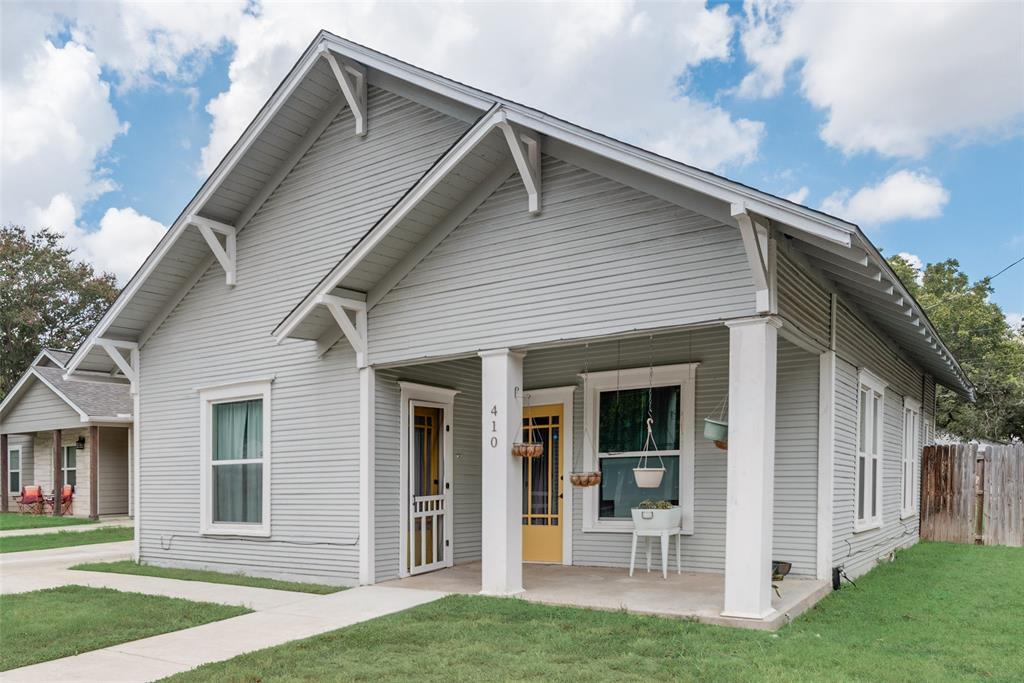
[372,320,832,629]
[1,426,132,519]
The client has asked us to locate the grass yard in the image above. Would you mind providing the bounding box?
[0,526,132,553]
[164,543,1024,682]
[71,560,346,595]
[0,512,96,531]
[0,585,249,671]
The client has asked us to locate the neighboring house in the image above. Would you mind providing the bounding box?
[0,349,133,518]
[43,33,972,623]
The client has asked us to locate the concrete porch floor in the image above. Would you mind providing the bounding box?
[388,561,831,631]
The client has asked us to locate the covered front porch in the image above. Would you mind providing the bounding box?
[370,319,830,627]
[389,561,829,631]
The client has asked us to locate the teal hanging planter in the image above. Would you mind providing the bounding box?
[703,417,728,442]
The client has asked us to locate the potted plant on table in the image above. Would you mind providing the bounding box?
[631,499,682,531]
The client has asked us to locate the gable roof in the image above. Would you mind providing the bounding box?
[0,351,132,425]
[62,31,973,400]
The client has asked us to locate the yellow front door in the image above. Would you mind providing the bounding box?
[522,403,563,563]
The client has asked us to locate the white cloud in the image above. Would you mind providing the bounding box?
[1006,312,1023,332]
[783,186,809,204]
[78,208,167,282]
[201,1,764,175]
[739,1,1024,157]
[896,251,925,285]
[821,171,950,227]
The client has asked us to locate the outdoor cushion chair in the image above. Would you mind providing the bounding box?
[15,485,44,514]
[59,485,74,516]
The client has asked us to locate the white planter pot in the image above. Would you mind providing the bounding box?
[633,467,665,488]
[631,506,682,531]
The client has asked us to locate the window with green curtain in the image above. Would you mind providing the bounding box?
[62,446,77,488]
[9,450,20,492]
[211,399,263,524]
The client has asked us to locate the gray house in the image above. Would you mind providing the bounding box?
[1,349,132,518]
[51,33,970,625]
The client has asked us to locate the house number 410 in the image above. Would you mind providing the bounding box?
[489,404,499,448]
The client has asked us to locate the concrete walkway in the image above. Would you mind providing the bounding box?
[1,542,446,682]
[1,585,445,683]
[1,516,132,538]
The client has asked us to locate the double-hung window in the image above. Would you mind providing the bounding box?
[901,397,922,518]
[200,380,271,536]
[62,446,77,488]
[581,363,696,532]
[8,446,21,493]
[855,370,886,531]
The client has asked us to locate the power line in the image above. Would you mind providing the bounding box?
[987,255,1024,281]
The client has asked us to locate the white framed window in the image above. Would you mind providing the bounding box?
[855,369,886,532]
[199,380,272,536]
[901,397,922,518]
[62,445,78,488]
[581,363,697,533]
[8,445,21,493]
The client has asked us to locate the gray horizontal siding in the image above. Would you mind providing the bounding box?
[138,87,467,585]
[776,246,832,348]
[369,157,756,365]
[1,379,82,433]
[835,301,923,400]
[5,434,34,499]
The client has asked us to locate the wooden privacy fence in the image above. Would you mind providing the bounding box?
[921,443,1024,547]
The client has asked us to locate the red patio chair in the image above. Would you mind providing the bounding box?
[15,486,44,514]
[59,485,74,516]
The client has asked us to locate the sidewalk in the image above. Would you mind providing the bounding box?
[1,516,132,538]
[1,585,445,683]
[1,540,134,594]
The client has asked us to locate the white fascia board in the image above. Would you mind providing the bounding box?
[0,368,37,420]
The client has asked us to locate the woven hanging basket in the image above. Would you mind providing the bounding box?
[569,472,601,487]
[511,442,544,458]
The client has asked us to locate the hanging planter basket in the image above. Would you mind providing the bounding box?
[633,467,666,488]
[703,418,728,442]
[511,442,544,458]
[570,472,601,487]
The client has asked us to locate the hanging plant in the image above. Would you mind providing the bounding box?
[703,395,728,450]
[569,472,601,487]
[512,389,543,458]
[634,418,666,488]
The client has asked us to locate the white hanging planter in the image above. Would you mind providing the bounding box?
[633,467,666,488]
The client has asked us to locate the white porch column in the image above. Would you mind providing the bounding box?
[358,366,376,585]
[479,349,525,596]
[722,317,780,619]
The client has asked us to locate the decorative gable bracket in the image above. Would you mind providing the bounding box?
[496,111,541,214]
[96,339,139,394]
[316,293,368,367]
[319,46,367,137]
[731,203,772,314]
[188,215,237,287]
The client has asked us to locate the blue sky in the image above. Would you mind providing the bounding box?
[3,1,1022,321]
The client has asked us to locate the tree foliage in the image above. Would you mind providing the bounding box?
[889,254,1024,441]
[0,225,119,400]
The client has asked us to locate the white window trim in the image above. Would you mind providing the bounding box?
[8,445,21,493]
[901,396,922,519]
[854,369,886,533]
[62,445,78,487]
[199,379,272,537]
[580,363,697,534]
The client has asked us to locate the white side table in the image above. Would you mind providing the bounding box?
[629,528,683,579]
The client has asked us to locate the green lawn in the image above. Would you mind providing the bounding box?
[0,585,249,671]
[164,543,1024,682]
[71,560,346,595]
[0,526,133,553]
[0,512,96,531]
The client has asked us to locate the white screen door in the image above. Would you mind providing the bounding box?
[408,402,451,574]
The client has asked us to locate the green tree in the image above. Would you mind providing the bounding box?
[889,254,1024,441]
[0,225,119,399]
